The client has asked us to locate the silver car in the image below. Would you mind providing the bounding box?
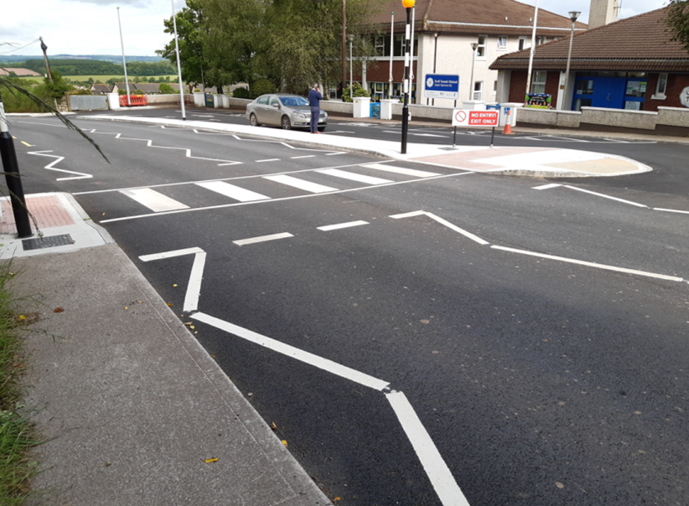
[246,94,328,131]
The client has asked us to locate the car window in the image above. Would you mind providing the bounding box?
[279,96,308,107]
[257,96,269,105]
[269,96,280,106]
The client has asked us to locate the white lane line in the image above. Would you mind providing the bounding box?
[491,245,684,283]
[263,174,338,193]
[98,172,475,223]
[191,312,390,391]
[654,207,689,215]
[318,220,369,231]
[195,181,269,202]
[120,188,189,212]
[256,158,281,163]
[28,151,93,181]
[233,232,294,246]
[390,210,489,246]
[325,152,346,155]
[317,168,392,185]
[139,247,206,312]
[291,155,316,159]
[412,133,449,138]
[364,163,440,178]
[563,186,648,208]
[387,391,471,506]
[533,183,562,190]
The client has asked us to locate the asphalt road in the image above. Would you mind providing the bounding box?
[8,113,689,506]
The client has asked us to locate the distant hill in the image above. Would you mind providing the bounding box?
[0,54,165,64]
[0,57,174,76]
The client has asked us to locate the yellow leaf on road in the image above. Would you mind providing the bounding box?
[205,458,218,463]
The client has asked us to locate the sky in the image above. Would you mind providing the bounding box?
[0,0,672,58]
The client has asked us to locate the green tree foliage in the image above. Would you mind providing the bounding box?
[16,58,175,77]
[341,82,369,102]
[159,0,208,91]
[249,78,277,99]
[44,70,72,101]
[667,1,689,52]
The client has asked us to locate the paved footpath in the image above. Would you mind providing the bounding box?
[0,114,656,505]
[2,193,330,505]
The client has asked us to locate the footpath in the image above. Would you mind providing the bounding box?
[0,112,662,505]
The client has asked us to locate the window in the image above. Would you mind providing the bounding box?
[477,35,486,57]
[473,81,483,100]
[654,73,668,99]
[393,34,419,57]
[497,36,507,50]
[493,80,498,95]
[536,36,546,45]
[374,35,387,57]
[531,71,547,94]
[518,37,527,51]
[257,96,269,105]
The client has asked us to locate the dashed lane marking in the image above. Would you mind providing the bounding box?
[233,232,294,246]
[317,220,369,231]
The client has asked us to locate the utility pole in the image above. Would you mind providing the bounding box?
[117,7,132,107]
[0,91,33,238]
[171,0,186,120]
[39,37,53,83]
[342,0,346,99]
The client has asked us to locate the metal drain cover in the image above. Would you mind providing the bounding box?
[22,234,75,251]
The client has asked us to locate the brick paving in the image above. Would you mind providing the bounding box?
[0,195,75,234]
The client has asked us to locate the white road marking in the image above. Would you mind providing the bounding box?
[390,210,489,246]
[139,247,206,312]
[387,391,471,506]
[263,174,338,193]
[412,133,449,138]
[28,151,93,181]
[533,183,562,190]
[563,185,648,208]
[291,155,316,159]
[654,208,689,215]
[318,220,369,231]
[233,232,294,246]
[364,163,440,178]
[256,158,281,163]
[195,181,269,202]
[318,168,392,185]
[325,152,346,155]
[491,245,684,282]
[120,188,189,212]
[191,312,390,391]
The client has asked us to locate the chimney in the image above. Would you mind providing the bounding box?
[589,0,619,29]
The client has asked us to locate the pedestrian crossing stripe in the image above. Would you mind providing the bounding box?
[119,188,190,212]
[195,181,269,202]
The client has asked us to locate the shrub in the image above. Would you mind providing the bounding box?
[341,82,370,103]
[233,87,250,99]
[249,79,277,99]
[158,83,175,94]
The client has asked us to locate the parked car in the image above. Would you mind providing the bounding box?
[246,94,327,131]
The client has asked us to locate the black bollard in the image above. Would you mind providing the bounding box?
[0,115,33,238]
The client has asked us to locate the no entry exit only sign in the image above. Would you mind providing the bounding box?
[452,110,499,127]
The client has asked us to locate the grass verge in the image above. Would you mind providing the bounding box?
[0,262,39,505]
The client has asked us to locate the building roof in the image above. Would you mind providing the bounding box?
[90,84,112,93]
[369,0,587,37]
[490,7,689,72]
[0,67,42,77]
[134,83,161,94]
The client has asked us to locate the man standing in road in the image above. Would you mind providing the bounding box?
[308,82,322,134]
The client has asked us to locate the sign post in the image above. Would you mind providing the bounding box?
[452,109,500,148]
[424,74,459,101]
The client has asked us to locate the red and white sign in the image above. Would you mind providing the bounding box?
[452,109,499,127]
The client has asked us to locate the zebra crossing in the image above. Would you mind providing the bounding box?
[93,162,449,223]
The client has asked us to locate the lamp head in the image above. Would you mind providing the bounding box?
[470,42,478,51]
[402,0,415,9]
[348,34,354,42]
[569,11,581,23]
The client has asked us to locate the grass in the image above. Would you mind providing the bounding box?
[0,262,40,505]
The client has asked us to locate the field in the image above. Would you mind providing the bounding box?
[13,74,177,83]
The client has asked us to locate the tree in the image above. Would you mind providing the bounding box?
[667,1,689,51]
[159,0,208,91]
[159,83,175,94]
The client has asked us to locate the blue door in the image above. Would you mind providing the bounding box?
[590,77,626,109]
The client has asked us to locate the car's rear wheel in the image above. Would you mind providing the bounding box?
[281,116,292,130]
[250,113,260,127]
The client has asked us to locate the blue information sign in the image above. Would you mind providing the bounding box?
[424,74,460,100]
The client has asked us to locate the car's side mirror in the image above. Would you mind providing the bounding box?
[272,103,280,108]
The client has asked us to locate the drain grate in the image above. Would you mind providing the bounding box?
[22,234,75,251]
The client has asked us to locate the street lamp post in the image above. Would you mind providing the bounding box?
[469,42,478,100]
[171,0,187,120]
[348,34,354,94]
[562,11,580,111]
[400,0,415,154]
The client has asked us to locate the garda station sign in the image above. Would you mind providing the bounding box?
[424,74,459,100]
[452,109,499,127]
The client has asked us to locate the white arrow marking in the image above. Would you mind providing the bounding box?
[139,247,207,312]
